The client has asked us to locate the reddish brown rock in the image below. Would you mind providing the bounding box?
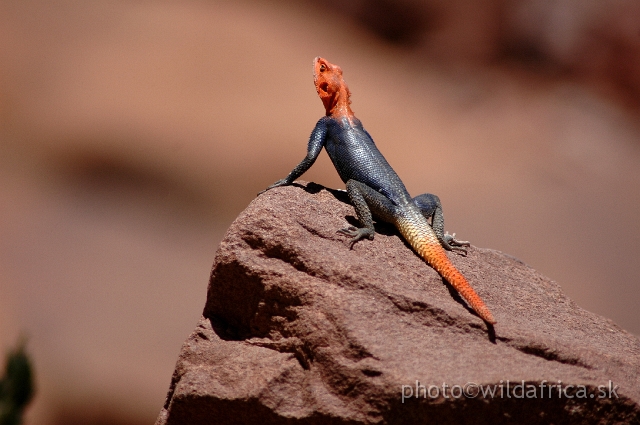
[157,182,640,425]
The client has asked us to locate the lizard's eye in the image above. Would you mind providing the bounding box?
[319,64,326,72]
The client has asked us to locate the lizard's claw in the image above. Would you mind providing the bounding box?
[258,178,291,195]
[337,226,358,235]
[443,232,470,256]
[337,226,374,249]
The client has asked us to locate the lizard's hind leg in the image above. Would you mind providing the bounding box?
[413,193,470,254]
[338,180,397,249]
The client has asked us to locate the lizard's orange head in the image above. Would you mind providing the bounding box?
[313,57,352,116]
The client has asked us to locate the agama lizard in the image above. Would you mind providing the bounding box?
[262,57,496,324]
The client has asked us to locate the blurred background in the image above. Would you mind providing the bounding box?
[1,0,639,423]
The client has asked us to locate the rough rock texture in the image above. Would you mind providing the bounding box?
[157,182,640,425]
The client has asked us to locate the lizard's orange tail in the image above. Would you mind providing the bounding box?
[396,210,496,324]
[424,248,496,324]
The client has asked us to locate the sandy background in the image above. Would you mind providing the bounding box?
[1,1,639,423]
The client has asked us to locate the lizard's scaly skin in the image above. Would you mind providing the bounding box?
[395,207,495,324]
[264,57,496,325]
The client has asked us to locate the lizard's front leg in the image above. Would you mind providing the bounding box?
[338,180,396,249]
[259,117,328,195]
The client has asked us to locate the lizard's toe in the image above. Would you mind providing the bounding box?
[449,246,468,256]
[337,227,374,249]
[443,232,470,256]
[445,232,470,247]
[337,226,358,237]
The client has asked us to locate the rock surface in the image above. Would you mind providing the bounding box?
[156,182,640,425]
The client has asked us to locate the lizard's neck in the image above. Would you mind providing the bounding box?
[325,86,354,120]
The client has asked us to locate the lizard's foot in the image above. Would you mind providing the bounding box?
[337,226,374,249]
[258,178,291,195]
[443,232,471,256]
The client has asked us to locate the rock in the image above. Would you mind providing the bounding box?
[156,181,640,425]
